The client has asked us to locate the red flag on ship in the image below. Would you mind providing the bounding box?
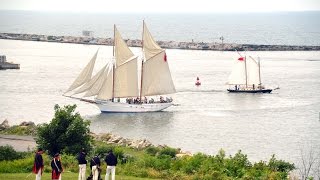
[164,52,167,62]
[238,57,244,61]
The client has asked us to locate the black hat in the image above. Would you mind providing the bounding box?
[37,147,43,152]
[54,153,60,157]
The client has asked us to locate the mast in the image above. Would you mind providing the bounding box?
[139,20,145,101]
[258,57,261,90]
[244,56,248,88]
[112,24,116,101]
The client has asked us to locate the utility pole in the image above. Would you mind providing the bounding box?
[219,36,224,44]
[219,36,224,51]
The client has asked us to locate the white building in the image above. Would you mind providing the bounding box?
[0,55,6,63]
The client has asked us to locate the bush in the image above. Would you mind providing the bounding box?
[0,145,28,161]
[145,146,160,156]
[94,144,113,157]
[268,154,295,179]
[0,153,50,173]
[159,147,178,158]
[224,150,252,178]
[0,125,36,136]
[36,104,92,156]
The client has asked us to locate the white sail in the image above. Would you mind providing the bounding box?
[114,27,134,66]
[141,50,176,96]
[143,22,163,60]
[113,26,139,98]
[228,57,260,86]
[93,68,113,100]
[72,65,107,95]
[114,57,139,98]
[64,24,176,112]
[246,57,260,85]
[141,22,176,96]
[65,49,98,93]
[228,59,246,85]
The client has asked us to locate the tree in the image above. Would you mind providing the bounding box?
[36,104,92,156]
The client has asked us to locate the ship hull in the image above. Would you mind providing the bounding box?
[227,89,272,93]
[96,101,173,113]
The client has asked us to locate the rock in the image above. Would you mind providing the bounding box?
[109,135,122,143]
[90,132,98,140]
[129,140,140,149]
[176,151,192,158]
[130,139,152,150]
[117,138,128,146]
[0,119,10,130]
[157,144,169,149]
[99,133,112,142]
[19,121,35,126]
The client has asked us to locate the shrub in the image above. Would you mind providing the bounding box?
[0,145,28,161]
[268,154,295,179]
[94,144,113,157]
[224,150,252,178]
[0,125,36,135]
[159,147,178,158]
[180,153,208,174]
[36,104,92,156]
[0,153,50,173]
[145,146,160,156]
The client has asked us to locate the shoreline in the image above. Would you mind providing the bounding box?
[1,32,320,51]
[0,120,191,156]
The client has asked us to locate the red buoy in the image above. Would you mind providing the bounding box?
[195,77,201,86]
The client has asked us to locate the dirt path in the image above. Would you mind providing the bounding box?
[0,134,36,152]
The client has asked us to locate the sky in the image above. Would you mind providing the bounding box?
[0,0,320,13]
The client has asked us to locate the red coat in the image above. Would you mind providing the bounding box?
[32,152,44,174]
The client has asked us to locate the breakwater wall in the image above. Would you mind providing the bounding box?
[1,33,319,51]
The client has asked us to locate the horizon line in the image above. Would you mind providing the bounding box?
[1,9,320,14]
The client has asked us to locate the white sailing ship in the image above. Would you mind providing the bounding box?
[227,55,272,93]
[64,21,176,112]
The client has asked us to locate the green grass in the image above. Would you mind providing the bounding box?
[0,125,36,136]
[0,172,158,180]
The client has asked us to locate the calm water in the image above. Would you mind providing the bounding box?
[0,39,319,165]
[0,11,320,45]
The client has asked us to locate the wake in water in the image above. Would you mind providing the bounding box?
[176,89,224,93]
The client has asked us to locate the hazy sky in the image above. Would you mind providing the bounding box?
[1,0,320,13]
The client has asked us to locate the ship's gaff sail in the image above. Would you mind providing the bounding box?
[72,65,107,95]
[65,49,98,93]
[227,57,260,86]
[113,57,139,98]
[141,22,176,96]
[228,59,247,85]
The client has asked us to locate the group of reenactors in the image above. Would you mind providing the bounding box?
[32,147,118,180]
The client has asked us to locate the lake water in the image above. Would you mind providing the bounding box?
[0,11,320,45]
[0,39,319,166]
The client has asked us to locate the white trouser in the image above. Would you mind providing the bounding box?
[92,165,99,180]
[78,164,86,180]
[105,166,116,180]
[35,167,42,180]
